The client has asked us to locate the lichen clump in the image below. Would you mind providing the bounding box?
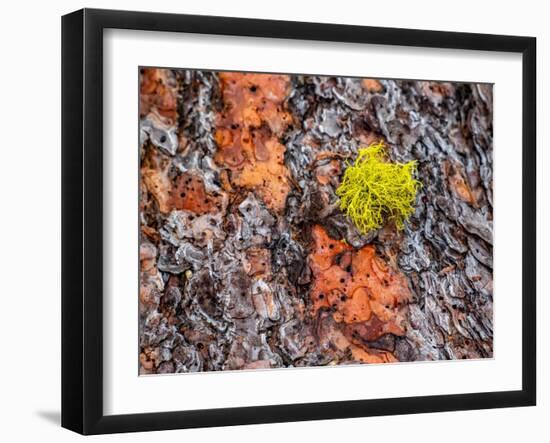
[336,142,420,234]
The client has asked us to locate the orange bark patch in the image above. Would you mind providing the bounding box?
[140,68,178,124]
[214,72,292,212]
[141,165,173,214]
[308,225,411,362]
[362,78,383,93]
[444,161,477,206]
[420,81,454,105]
[169,173,222,214]
[350,344,397,363]
[142,164,221,215]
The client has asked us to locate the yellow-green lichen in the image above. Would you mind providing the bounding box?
[336,141,421,234]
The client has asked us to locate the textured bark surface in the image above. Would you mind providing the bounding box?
[139,68,493,374]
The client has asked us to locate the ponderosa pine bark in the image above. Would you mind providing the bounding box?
[139,69,493,373]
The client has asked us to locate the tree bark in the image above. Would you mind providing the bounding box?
[139,69,493,373]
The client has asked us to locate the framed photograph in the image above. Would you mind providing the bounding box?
[62,8,536,435]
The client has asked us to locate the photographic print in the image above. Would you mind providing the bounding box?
[138,67,493,374]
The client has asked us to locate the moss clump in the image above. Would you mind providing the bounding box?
[336,141,421,234]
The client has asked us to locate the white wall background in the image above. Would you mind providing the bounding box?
[0,0,546,441]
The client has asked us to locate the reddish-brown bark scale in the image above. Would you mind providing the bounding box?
[139,68,178,124]
[309,225,411,363]
[214,72,292,212]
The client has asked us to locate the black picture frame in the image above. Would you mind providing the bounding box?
[62,8,537,435]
